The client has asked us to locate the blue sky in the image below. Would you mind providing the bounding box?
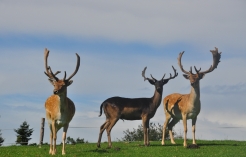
[0,0,246,146]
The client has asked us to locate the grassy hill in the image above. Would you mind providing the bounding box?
[0,139,246,157]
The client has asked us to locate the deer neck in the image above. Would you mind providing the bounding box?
[57,90,68,109]
[151,89,163,109]
[189,82,200,104]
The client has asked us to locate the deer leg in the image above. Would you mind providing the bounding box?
[97,120,110,148]
[106,118,118,148]
[51,121,57,155]
[168,118,179,144]
[182,115,188,147]
[142,118,150,146]
[49,124,53,154]
[161,114,171,145]
[62,124,68,155]
[192,117,197,145]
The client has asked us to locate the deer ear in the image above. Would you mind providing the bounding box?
[148,79,155,85]
[67,80,73,86]
[199,73,206,79]
[183,74,190,80]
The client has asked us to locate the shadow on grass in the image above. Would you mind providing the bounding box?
[198,143,240,147]
[150,143,183,147]
[87,148,109,154]
[87,147,121,154]
[142,142,240,147]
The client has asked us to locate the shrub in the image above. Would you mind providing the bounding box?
[119,122,176,142]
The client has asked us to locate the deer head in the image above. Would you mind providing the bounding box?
[44,48,80,94]
[142,66,178,93]
[178,47,221,86]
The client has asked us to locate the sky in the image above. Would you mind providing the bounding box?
[0,0,246,146]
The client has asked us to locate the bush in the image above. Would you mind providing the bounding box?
[119,122,176,142]
[66,136,88,145]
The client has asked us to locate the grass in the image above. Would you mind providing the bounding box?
[0,139,246,157]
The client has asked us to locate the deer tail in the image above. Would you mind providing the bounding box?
[98,102,104,117]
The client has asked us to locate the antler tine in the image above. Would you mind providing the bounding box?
[66,53,80,81]
[150,74,157,81]
[63,71,67,81]
[44,71,50,78]
[164,66,178,81]
[177,51,190,74]
[189,66,194,75]
[194,66,201,74]
[162,74,166,80]
[44,48,60,80]
[199,47,222,74]
[49,66,59,81]
[54,71,61,75]
[45,70,61,78]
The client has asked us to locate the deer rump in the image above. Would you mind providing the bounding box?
[164,94,201,120]
[100,96,158,121]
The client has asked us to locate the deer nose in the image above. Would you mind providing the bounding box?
[53,90,58,94]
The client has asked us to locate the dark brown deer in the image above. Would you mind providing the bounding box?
[161,47,221,147]
[44,48,80,155]
[97,66,178,148]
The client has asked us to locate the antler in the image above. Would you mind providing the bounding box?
[65,53,80,81]
[44,48,60,81]
[44,48,80,82]
[199,47,222,74]
[142,67,156,82]
[177,51,190,75]
[163,66,178,81]
[178,48,221,75]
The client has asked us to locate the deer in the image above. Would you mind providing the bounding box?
[43,48,80,155]
[161,47,222,147]
[97,66,178,148]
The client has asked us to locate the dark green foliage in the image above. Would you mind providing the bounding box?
[76,137,88,144]
[0,130,4,146]
[66,136,76,145]
[14,121,33,145]
[28,143,37,146]
[120,122,172,142]
[66,136,88,145]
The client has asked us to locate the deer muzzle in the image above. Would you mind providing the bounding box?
[53,90,58,94]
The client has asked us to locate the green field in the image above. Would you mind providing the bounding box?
[0,140,246,157]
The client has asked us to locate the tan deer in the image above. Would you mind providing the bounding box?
[161,47,221,147]
[44,48,80,155]
[97,66,178,148]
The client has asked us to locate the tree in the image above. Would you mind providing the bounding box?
[119,122,176,142]
[0,129,4,146]
[66,136,88,145]
[14,121,34,145]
